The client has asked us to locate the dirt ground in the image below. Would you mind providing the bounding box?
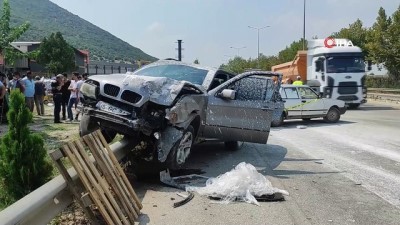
[0,104,81,152]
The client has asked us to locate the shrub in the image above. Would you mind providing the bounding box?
[366,76,400,89]
[0,89,53,203]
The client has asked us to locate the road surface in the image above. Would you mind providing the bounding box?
[133,100,400,225]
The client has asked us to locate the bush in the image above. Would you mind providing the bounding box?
[0,89,53,204]
[366,76,400,89]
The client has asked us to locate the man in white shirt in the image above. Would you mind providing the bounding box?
[66,72,79,122]
[75,74,87,121]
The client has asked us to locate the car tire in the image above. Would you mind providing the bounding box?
[271,113,284,127]
[323,107,340,123]
[224,141,243,151]
[79,114,117,143]
[166,125,194,170]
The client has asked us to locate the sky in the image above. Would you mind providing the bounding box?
[49,0,399,70]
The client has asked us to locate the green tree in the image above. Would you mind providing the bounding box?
[36,32,76,74]
[366,6,400,79]
[0,90,53,203]
[277,38,307,63]
[0,0,30,66]
[384,5,400,79]
[332,19,369,55]
[193,59,200,64]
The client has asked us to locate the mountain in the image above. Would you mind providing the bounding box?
[3,0,158,63]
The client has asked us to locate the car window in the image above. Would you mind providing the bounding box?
[279,88,287,98]
[298,87,318,99]
[132,64,208,85]
[284,87,299,99]
[226,75,269,101]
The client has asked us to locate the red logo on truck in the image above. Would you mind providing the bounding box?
[324,37,336,48]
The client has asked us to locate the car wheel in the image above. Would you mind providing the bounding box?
[323,107,340,123]
[79,114,117,143]
[271,113,284,127]
[224,141,243,151]
[166,125,194,170]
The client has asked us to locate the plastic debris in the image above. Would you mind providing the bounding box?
[186,162,289,206]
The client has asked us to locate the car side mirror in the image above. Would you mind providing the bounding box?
[218,89,236,100]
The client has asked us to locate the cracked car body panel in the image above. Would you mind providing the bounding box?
[166,94,206,125]
[156,126,183,162]
[90,74,203,107]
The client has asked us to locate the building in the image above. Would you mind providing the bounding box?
[0,41,89,76]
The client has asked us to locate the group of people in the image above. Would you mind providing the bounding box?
[51,72,88,123]
[0,71,48,123]
[0,70,88,125]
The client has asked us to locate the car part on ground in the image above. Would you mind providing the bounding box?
[186,162,289,206]
[173,192,195,208]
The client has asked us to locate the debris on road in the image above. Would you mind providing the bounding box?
[186,162,289,206]
[173,192,195,208]
[297,125,307,129]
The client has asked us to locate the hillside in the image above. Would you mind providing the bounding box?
[3,0,158,62]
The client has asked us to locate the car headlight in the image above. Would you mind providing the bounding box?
[80,82,98,99]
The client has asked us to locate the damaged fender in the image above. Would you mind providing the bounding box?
[156,126,183,162]
[157,113,199,162]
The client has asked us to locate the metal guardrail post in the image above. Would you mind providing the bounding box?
[0,138,135,225]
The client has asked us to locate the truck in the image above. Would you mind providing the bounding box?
[271,38,370,109]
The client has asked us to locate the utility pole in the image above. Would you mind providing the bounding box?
[248,25,270,68]
[303,0,306,50]
[176,40,183,61]
[230,46,246,57]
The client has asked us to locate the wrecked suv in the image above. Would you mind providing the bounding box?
[79,60,279,170]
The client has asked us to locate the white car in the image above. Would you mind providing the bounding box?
[272,84,347,126]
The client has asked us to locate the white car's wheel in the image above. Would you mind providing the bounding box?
[323,107,340,123]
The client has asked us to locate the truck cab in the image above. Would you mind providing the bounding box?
[307,39,369,109]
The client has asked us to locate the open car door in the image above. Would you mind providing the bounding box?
[203,72,275,144]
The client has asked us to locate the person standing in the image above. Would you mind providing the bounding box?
[10,71,25,93]
[67,72,78,122]
[293,76,303,85]
[61,73,71,120]
[34,76,46,116]
[52,74,64,123]
[74,73,88,121]
[22,71,35,112]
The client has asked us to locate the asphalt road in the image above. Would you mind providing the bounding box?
[133,100,400,225]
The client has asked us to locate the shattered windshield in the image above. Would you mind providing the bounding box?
[132,64,209,85]
[326,56,365,73]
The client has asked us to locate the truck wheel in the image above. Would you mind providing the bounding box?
[323,107,340,123]
[79,114,117,143]
[166,125,194,170]
[225,141,243,151]
[271,113,284,127]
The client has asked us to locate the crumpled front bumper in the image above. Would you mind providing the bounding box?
[83,107,145,134]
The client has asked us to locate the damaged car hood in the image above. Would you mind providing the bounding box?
[91,74,204,106]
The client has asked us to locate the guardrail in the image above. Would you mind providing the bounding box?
[0,138,134,225]
[367,91,400,102]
